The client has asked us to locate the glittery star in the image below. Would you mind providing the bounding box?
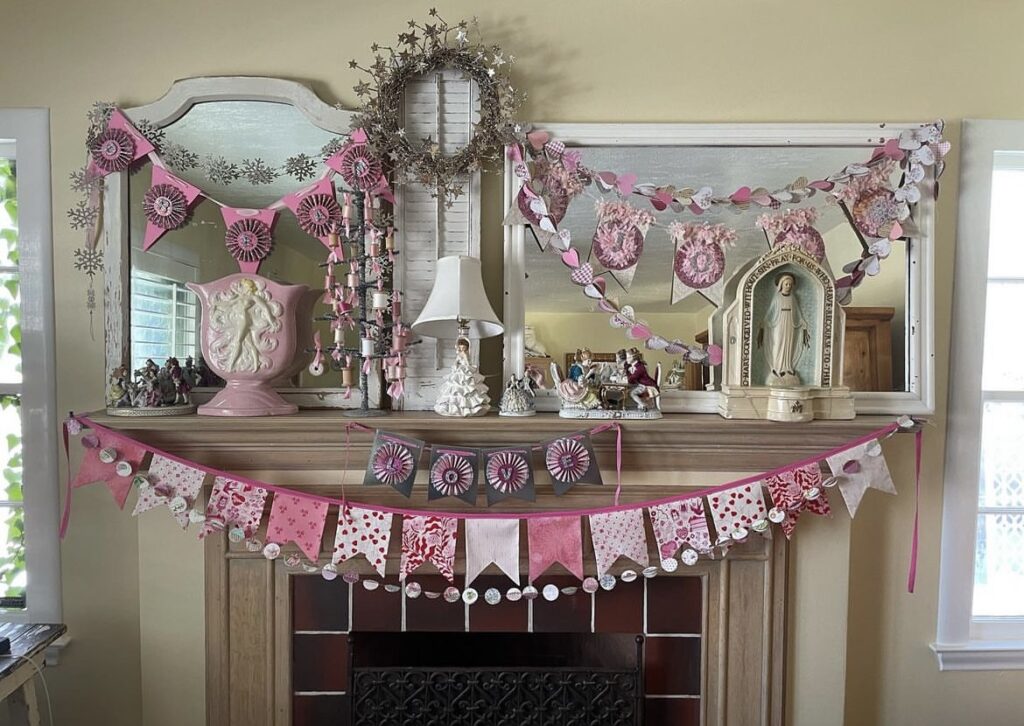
[492,52,505,66]
[456,29,468,45]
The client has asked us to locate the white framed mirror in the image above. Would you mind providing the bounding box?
[503,123,935,415]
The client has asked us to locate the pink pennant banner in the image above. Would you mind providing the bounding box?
[648,499,712,561]
[132,453,206,528]
[826,439,896,518]
[589,200,654,292]
[71,429,148,509]
[325,129,395,204]
[220,207,278,274]
[282,177,343,250]
[266,493,330,562]
[333,505,394,578]
[589,509,649,577]
[465,519,519,586]
[707,483,769,542]
[87,109,155,178]
[142,166,203,251]
[200,476,268,540]
[527,515,583,582]
[763,463,831,539]
[400,515,458,583]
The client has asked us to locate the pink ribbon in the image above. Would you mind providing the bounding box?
[907,428,923,593]
[59,418,73,539]
[312,331,324,371]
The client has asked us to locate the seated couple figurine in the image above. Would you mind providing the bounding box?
[552,347,661,419]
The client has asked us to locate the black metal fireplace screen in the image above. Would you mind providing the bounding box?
[348,632,645,725]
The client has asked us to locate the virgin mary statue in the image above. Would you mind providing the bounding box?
[757,273,810,387]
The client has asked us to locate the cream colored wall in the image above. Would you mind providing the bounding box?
[2,0,1024,724]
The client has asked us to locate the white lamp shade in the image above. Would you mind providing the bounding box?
[412,255,504,339]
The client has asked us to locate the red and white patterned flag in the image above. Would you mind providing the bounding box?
[707,483,769,542]
[200,477,268,540]
[648,499,712,561]
[332,505,393,578]
[400,515,458,583]
[763,463,831,538]
[132,453,205,528]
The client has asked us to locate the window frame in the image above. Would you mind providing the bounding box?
[934,119,1024,670]
[0,109,61,624]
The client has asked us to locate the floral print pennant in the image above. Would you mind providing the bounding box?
[589,509,649,577]
[400,515,458,583]
[200,476,268,540]
[363,431,423,498]
[265,493,330,562]
[648,499,713,561]
[763,463,831,538]
[332,505,393,578]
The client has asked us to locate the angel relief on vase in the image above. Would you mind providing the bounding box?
[206,277,284,374]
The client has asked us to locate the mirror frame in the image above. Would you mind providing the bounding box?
[102,76,380,408]
[503,122,936,415]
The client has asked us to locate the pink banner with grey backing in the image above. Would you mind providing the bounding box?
[142,166,203,251]
[281,177,343,250]
[220,207,278,274]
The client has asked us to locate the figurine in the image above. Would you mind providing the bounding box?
[523,325,548,357]
[626,348,661,411]
[183,356,198,389]
[567,350,584,382]
[105,357,196,416]
[665,360,686,389]
[434,338,491,417]
[757,273,810,387]
[106,365,132,408]
[499,375,536,417]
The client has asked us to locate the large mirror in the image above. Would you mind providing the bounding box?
[504,124,935,415]
[104,77,367,407]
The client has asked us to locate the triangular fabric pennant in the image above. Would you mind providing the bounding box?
[669,221,736,306]
[265,493,330,562]
[763,463,831,539]
[220,207,278,274]
[482,447,536,505]
[281,177,343,249]
[527,515,584,582]
[400,515,458,583]
[142,166,204,251]
[589,200,654,291]
[71,430,149,509]
[542,433,602,495]
[132,453,206,528]
[648,499,713,561]
[363,431,423,498]
[87,109,155,178]
[826,439,896,517]
[332,505,393,578]
[589,509,649,577]
[465,519,520,586]
[707,483,770,543]
[427,448,479,504]
[200,476,268,540]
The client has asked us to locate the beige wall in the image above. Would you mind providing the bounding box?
[3,0,1024,724]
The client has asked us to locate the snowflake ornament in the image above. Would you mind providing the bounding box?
[67,200,99,230]
[69,167,103,194]
[241,158,278,186]
[284,153,318,181]
[161,143,200,171]
[203,156,240,185]
[320,138,346,160]
[73,247,103,276]
[131,119,165,152]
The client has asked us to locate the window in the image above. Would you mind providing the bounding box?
[129,270,198,373]
[0,110,60,624]
[935,121,1024,669]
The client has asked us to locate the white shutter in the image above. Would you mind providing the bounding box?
[394,69,482,410]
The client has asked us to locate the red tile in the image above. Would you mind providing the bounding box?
[594,579,643,632]
[646,576,702,634]
[645,636,701,695]
[351,577,401,631]
[292,633,348,692]
[644,696,700,726]
[405,575,465,632]
[468,575,528,632]
[293,694,349,726]
[292,575,349,631]
[532,575,592,633]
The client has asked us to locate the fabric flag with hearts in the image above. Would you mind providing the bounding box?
[668,221,737,306]
[648,499,713,561]
[589,200,655,291]
[200,476,269,540]
[527,515,584,582]
[142,166,204,251]
[542,433,603,495]
[465,519,520,587]
[72,429,150,509]
[265,493,330,562]
[362,431,423,498]
[707,483,770,542]
[332,505,393,578]
[762,463,831,539]
[400,515,458,583]
[132,453,206,528]
[427,448,479,504]
[482,447,536,505]
[589,509,649,577]
[825,439,896,517]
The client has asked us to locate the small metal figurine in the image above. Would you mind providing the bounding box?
[499,375,537,417]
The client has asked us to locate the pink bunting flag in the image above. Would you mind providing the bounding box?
[200,476,268,540]
[527,515,584,582]
[71,430,148,509]
[648,499,713,561]
[707,483,769,543]
[763,463,831,539]
[265,493,330,562]
[142,166,203,251]
[589,509,649,577]
[282,177,343,249]
[589,200,654,291]
[465,519,520,586]
[325,129,395,204]
[220,207,278,274]
[400,515,458,583]
[132,453,206,528]
[87,109,155,178]
[332,505,394,578]
[825,439,896,517]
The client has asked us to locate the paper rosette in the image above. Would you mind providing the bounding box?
[756,209,826,262]
[669,221,737,306]
[87,109,155,177]
[220,207,278,274]
[142,166,203,250]
[325,129,394,203]
[482,447,536,505]
[543,434,602,495]
[362,431,423,498]
[282,177,342,249]
[503,154,583,249]
[589,200,654,291]
[427,448,479,504]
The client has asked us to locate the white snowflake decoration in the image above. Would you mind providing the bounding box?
[241,158,278,186]
[161,142,199,171]
[73,247,103,276]
[284,153,318,181]
[69,167,102,194]
[320,138,345,160]
[67,200,98,230]
[203,156,240,185]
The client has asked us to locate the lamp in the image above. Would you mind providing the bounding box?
[413,255,503,417]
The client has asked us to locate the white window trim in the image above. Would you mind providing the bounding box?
[0,109,61,624]
[934,119,1024,670]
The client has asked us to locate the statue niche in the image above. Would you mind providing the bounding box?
[719,247,853,422]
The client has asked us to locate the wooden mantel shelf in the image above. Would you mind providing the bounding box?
[85,410,904,474]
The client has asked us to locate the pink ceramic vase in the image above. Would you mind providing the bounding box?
[187,273,308,416]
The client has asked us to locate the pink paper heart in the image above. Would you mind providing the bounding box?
[883,138,905,161]
[596,171,617,192]
[617,173,637,196]
[645,335,669,350]
[545,140,566,156]
[583,278,606,299]
[597,298,619,314]
[888,221,904,240]
[527,129,550,150]
[627,323,652,341]
[707,344,723,366]
[730,186,752,204]
[561,249,580,268]
[752,194,773,207]
[570,263,595,285]
[651,191,672,211]
[808,180,835,191]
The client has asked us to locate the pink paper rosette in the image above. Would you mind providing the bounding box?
[430,454,475,497]
[225,219,272,264]
[756,208,826,262]
[516,157,582,227]
[90,128,136,173]
[486,451,530,494]
[852,190,902,237]
[143,183,189,230]
[591,201,654,271]
[372,442,415,487]
[545,438,591,484]
[670,222,736,289]
[296,193,343,239]
[336,143,383,192]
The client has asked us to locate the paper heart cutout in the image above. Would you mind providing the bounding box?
[529,197,548,216]
[645,335,669,350]
[935,140,951,157]
[730,186,752,203]
[664,341,686,355]
[808,179,835,191]
[545,140,566,156]
[583,278,606,299]
[609,305,636,327]
[869,238,892,258]
[596,171,617,192]
[617,173,637,196]
[527,129,550,150]
[859,255,881,276]
[651,190,673,211]
[539,217,557,233]
[882,138,906,160]
[707,344,723,366]
[888,222,903,241]
[597,298,619,314]
[551,228,572,251]
[561,249,580,268]
[911,145,936,166]
[570,263,595,285]
[752,194,774,207]
[627,323,652,341]
[691,186,713,209]
[514,162,530,180]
